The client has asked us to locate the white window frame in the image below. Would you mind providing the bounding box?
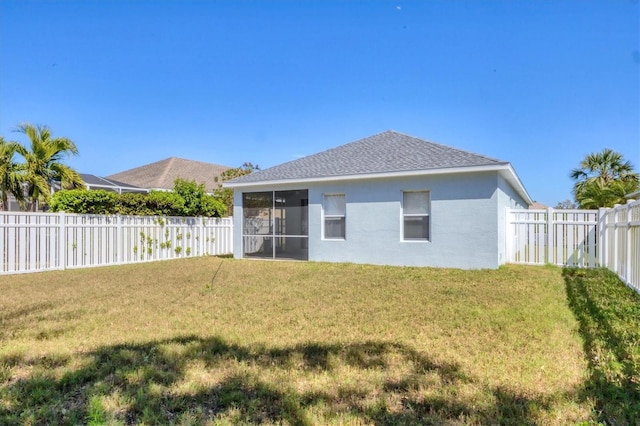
[323,193,346,240]
[402,190,430,242]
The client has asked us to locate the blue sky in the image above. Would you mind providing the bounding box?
[1,0,638,206]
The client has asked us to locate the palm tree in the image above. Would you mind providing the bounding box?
[571,148,639,208]
[15,123,84,211]
[0,136,26,210]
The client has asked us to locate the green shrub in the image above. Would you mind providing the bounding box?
[51,185,225,217]
[173,179,226,217]
[50,190,117,214]
[115,193,152,216]
[146,191,185,216]
[200,194,226,217]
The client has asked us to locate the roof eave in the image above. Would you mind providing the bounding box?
[497,163,533,206]
[224,163,533,205]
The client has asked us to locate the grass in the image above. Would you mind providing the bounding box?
[0,258,598,424]
[563,267,640,424]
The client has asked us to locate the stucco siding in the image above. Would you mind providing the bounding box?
[232,190,244,260]
[232,171,508,269]
[496,173,529,265]
[308,173,500,268]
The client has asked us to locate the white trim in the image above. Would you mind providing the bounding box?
[225,164,533,206]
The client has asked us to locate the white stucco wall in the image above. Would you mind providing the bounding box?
[232,170,523,269]
[308,172,499,269]
[496,173,529,265]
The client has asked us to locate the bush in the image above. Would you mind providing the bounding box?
[50,185,226,217]
[200,194,226,217]
[115,193,151,215]
[173,179,226,217]
[146,191,185,216]
[50,190,117,214]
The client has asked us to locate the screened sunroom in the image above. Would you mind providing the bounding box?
[242,190,308,260]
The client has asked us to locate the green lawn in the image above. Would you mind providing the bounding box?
[0,258,610,424]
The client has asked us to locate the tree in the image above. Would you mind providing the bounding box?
[214,162,259,214]
[173,178,226,217]
[554,199,578,209]
[15,123,84,211]
[0,136,26,210]
[570,148,639,209]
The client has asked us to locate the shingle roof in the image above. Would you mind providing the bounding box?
[228,130,507,184]
[107,157,231,192]
[79,173,147,192]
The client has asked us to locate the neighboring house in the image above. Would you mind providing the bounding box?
[3,194,23,211]
[3,174,147,212]
[78,174,148,194]
[106,157,230,192]
[224,130,532,269]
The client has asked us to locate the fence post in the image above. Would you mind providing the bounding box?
[626,200,633,284]
[505,208,512,263]
[613,204,621,273]
[598,207,607,267]
[116,214,122,264]
[199,217,204,255]
[546,207,554,265]
[58,211,66,270]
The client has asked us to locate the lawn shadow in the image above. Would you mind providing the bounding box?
[2,335,568,425]
[562,267,640,424]
[0,302,81,341]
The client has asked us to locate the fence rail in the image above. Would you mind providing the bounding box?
[506,199,640,293]
[0,212,233,275]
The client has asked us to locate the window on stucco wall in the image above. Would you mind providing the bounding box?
[402,191,430,241]
[323,194,346,239]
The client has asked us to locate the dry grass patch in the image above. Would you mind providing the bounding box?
[1,258,592,424]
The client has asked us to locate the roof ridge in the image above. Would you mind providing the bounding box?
[382,130,506,164]
[171,157,228,167]
[159,157,177,187]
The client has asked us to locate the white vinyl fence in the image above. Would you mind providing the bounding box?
[0,212,233,275]
[506,199,640,293]
[601,200,640,293]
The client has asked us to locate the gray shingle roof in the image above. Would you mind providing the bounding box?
[228,130,507,184]
[107,157,231,192]
[79,173,147,192]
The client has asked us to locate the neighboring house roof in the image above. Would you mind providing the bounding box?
[106,157,231,192]
[79,173,148,193]
[626,190,640,200]
[529,201,548,210]
[225,130,533,205]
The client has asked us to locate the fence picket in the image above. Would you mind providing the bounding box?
[507,200,640,293]
[0,212,233,275]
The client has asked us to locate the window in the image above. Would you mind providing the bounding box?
[403,191,430,241]
[324,194,345,239]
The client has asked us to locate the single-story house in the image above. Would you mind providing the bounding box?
[78,174,148,194]
[106,157,231,193]
[224,131,532,269]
